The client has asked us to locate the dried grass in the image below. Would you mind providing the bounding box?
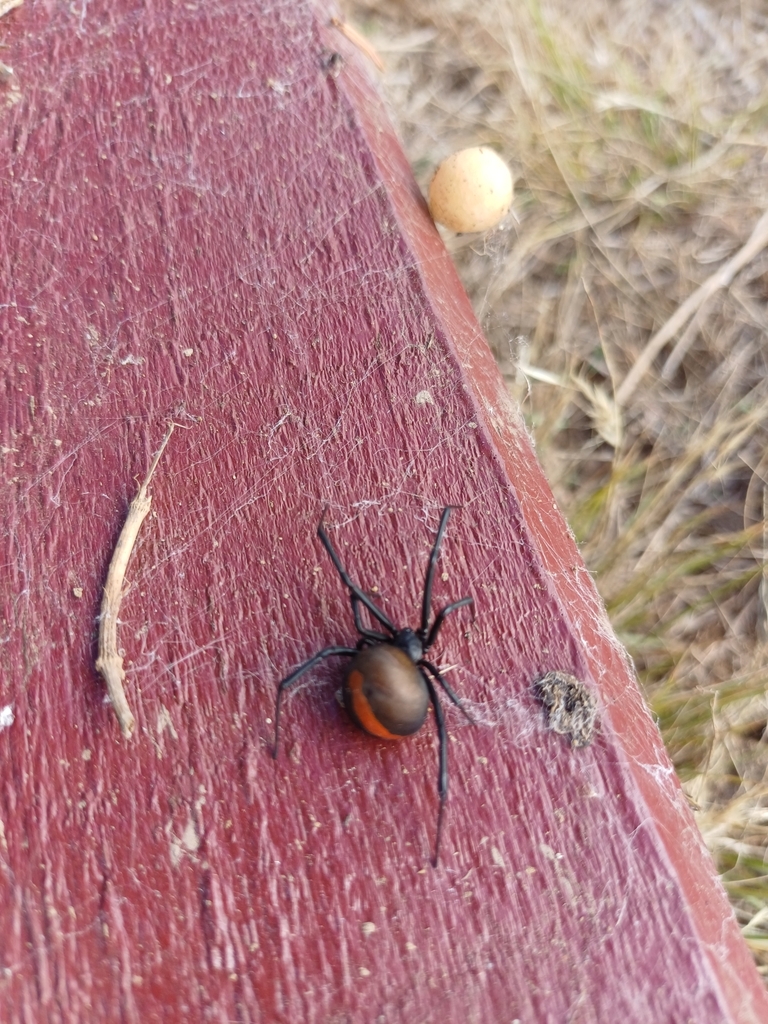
[348,0,768,972]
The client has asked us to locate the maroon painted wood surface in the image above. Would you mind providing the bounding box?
[1,2,766,1022]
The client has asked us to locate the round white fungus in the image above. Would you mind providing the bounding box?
[428,147,513,233]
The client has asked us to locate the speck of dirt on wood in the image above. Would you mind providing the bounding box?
[533,670,597,748]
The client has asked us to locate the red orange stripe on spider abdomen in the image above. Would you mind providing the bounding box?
[347,668,403,740]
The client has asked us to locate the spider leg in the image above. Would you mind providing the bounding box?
[273,646,356,757]
[421,660,476,725]
[350,595,391,643]
[420,506,456,639]
[424,596,474,650]
[421,672,448,867]
[318,519,396,634]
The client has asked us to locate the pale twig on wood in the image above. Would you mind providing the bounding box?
[95,424,175,738]
[616,207,768,406]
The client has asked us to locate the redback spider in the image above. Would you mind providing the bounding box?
[272,506,476,866]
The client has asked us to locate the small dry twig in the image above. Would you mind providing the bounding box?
[95,424,175,738]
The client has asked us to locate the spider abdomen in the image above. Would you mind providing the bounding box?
[343,645,428,740]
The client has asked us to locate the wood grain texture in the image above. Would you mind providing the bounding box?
[1,1,765,1022]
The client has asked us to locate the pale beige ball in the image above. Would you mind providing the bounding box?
[428,147,513,233]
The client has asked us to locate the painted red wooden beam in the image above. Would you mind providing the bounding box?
[1,2,765,1021]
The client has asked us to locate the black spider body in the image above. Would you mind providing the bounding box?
[272,506,475,865]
